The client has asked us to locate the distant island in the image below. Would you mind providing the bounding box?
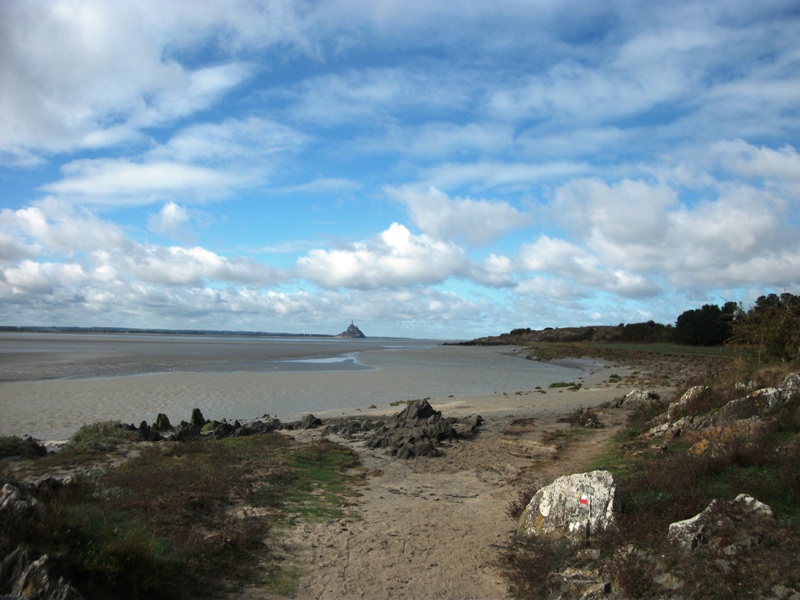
[335,321,366,339]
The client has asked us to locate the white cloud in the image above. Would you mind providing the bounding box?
[44,160,241,203]
[387,186,528,246]
[470,254,515,288]
[0,0,308,161]
[713,139,800,184]
[297,223,468,289]
[1,199,129,255]
[40,117,307,206]
[0,200,283,300]
[151,118,308,165]
[148,202,190,239]
[553,178,678,248]
[519,236,598,277]
[120,245,277,287]
[420,160,591,191]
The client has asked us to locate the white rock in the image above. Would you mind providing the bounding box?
[516,470,619,542]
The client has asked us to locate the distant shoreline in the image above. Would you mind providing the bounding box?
[0,325,336,338]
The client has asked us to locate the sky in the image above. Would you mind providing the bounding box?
[1,1,800,339]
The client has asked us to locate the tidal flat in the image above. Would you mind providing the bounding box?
[0,332,597,441]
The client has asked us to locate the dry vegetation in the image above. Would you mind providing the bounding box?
[501,354,800,599]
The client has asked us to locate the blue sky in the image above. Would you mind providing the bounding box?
[1,0,800,339]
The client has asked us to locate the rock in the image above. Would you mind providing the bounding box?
[0,483,37,517]
[298,414,323,430]
[190,408,206,428]
[174,420,201,441]
[0,546,85,600]
[394,399,440,422]
[668,494,774,552]
[153,413,173,432]
[516,470,619,542]
[614,389,660,408]
[327,400,482,459]
[666,385,708,421]
[781,372,800,395]
[32,475,77,498]
[712,387,782,424]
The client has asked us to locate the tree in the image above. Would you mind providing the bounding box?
[674,304,732,346]
[730,293,800,364]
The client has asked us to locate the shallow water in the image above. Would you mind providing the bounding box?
[0,333,590,441]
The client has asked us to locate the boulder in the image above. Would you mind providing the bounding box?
[781,372,800,395]
[0,483,37,517]
[153,413,173,432]
[711,387,780,425]
[326,400,483,459]
[516,470,619,542]
[190,408,207,429]
[668,494,774,552]
[666,385,708,422]
[298,414,323,430]
[614,389,660,408]
[174,420,201,441]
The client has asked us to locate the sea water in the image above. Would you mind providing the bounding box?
[0,333,590,441]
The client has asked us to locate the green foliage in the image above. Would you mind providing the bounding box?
[616,320,673,343]
[730,293,800,364]
[64,420,138,454]
[548,381,582,390]
[674,303,735,346]
[0,435,47,459]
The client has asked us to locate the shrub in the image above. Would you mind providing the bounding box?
[64,420,137,454]
[0,435,47,459]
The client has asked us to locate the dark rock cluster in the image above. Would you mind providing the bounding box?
[131,407,327,443]
[325,399,483,459]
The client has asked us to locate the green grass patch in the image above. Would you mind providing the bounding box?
[2,432,360,599]
[548,381,582,391]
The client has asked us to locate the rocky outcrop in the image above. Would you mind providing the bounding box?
[668,494,775,553]
[516,470,619,542]
[335,322,366,338]
[648,374,800,445]
[326,400,483,459]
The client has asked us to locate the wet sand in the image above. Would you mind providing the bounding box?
[0,337,599,441]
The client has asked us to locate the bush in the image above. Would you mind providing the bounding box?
[64,421,137,454]
[0,435,47,459]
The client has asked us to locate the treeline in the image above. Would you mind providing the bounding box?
[495,292,800,364]
[674,293,800,363]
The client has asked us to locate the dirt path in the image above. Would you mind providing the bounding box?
[270,400,631,600]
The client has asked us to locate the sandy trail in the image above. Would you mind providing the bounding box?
[254,366,647,600]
